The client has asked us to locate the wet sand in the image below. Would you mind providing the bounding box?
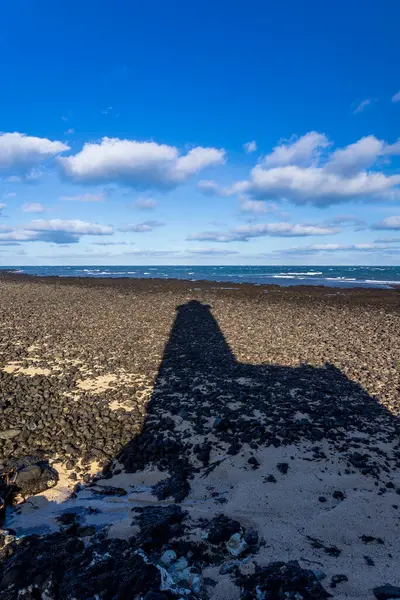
[0,273,399,599]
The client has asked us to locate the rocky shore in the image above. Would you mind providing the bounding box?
[0,273,399,599]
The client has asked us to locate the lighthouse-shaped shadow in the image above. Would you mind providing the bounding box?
[118,299,398,498]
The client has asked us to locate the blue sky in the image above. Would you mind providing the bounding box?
[1,0,400,266]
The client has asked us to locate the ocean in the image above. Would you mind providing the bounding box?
[3,265,400,288]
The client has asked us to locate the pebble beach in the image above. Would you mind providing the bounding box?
[0,273,399,600]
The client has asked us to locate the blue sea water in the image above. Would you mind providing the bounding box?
[2,265,400,289]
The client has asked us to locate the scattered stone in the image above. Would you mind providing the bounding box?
[0,430,21,440]
[226,532,248,557]
[332,490,345,500]
[330,574,348,588]
[373,584,400,599]
[277,462,289,474]
[360,535,384,545]
[236,560,332,599]
[248,456,259,469]
[306,536,341,557]
[206,514,241,545]
[159,549,177,566]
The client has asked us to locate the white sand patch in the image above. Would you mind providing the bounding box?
[184,441,400,600]
[77,373,118,392]
[76,370,153,399]
[109,400,134,412]
[3,362,52,376]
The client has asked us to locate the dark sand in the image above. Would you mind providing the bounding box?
[0,273,399,599]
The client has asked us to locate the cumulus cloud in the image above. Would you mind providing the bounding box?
[188,222,339,243]
[244,141,257,154]
[59,137,225,188]
[60,192,106,202]
[132,197,157,210]
[23,202,45,213]
[0,132,69,177]
[372,216,400,230]
[263,132,330,167]
[224,132,400,207]
[28,219,113,235]
[391,90,400,103]
[326,136,385,176]
[0,219,114,245]
[118,220,164,233]
[352,98,375,114]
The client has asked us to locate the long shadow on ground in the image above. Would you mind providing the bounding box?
[1,300,399,600]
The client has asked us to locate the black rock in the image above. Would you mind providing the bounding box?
[206,514,241,545]
[332,490,345,500]
[277,462,289,474]
[248,456,259,469]
[330,574,348,588]
[373,584,400,599]
[236,559,332,599]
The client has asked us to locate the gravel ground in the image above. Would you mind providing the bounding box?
[0,274,399,600]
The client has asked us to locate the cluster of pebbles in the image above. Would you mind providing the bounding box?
[0,274,399,598]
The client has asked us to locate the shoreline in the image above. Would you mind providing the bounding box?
[1,266,400,291]
[1,268,400,299]
[0,275,399,599]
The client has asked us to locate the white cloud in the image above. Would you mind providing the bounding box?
[263,132,330,167]
[244,140,257,154]
[123,249,180,257]
[372,216,400,230]
[0,132,69,176]
[224,131,400,206]
[277,241,400,255]
[242,164,400,206]
[352,98,375,114]
[65,128,75,135]
[60,192,106,202]
[132,197,157,210]
[59,137,225,188]
[239,197,278,214]
[28,219,113,235]
[119,220,164,233]
[23,202,45,213]
[187,247,239,255]
[392,90,400,103]
[188,222,339,243]
[0,203,6,210]
[3,192,16,199]
[326,136,385,176]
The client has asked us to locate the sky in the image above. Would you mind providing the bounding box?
[1,0,400,266]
